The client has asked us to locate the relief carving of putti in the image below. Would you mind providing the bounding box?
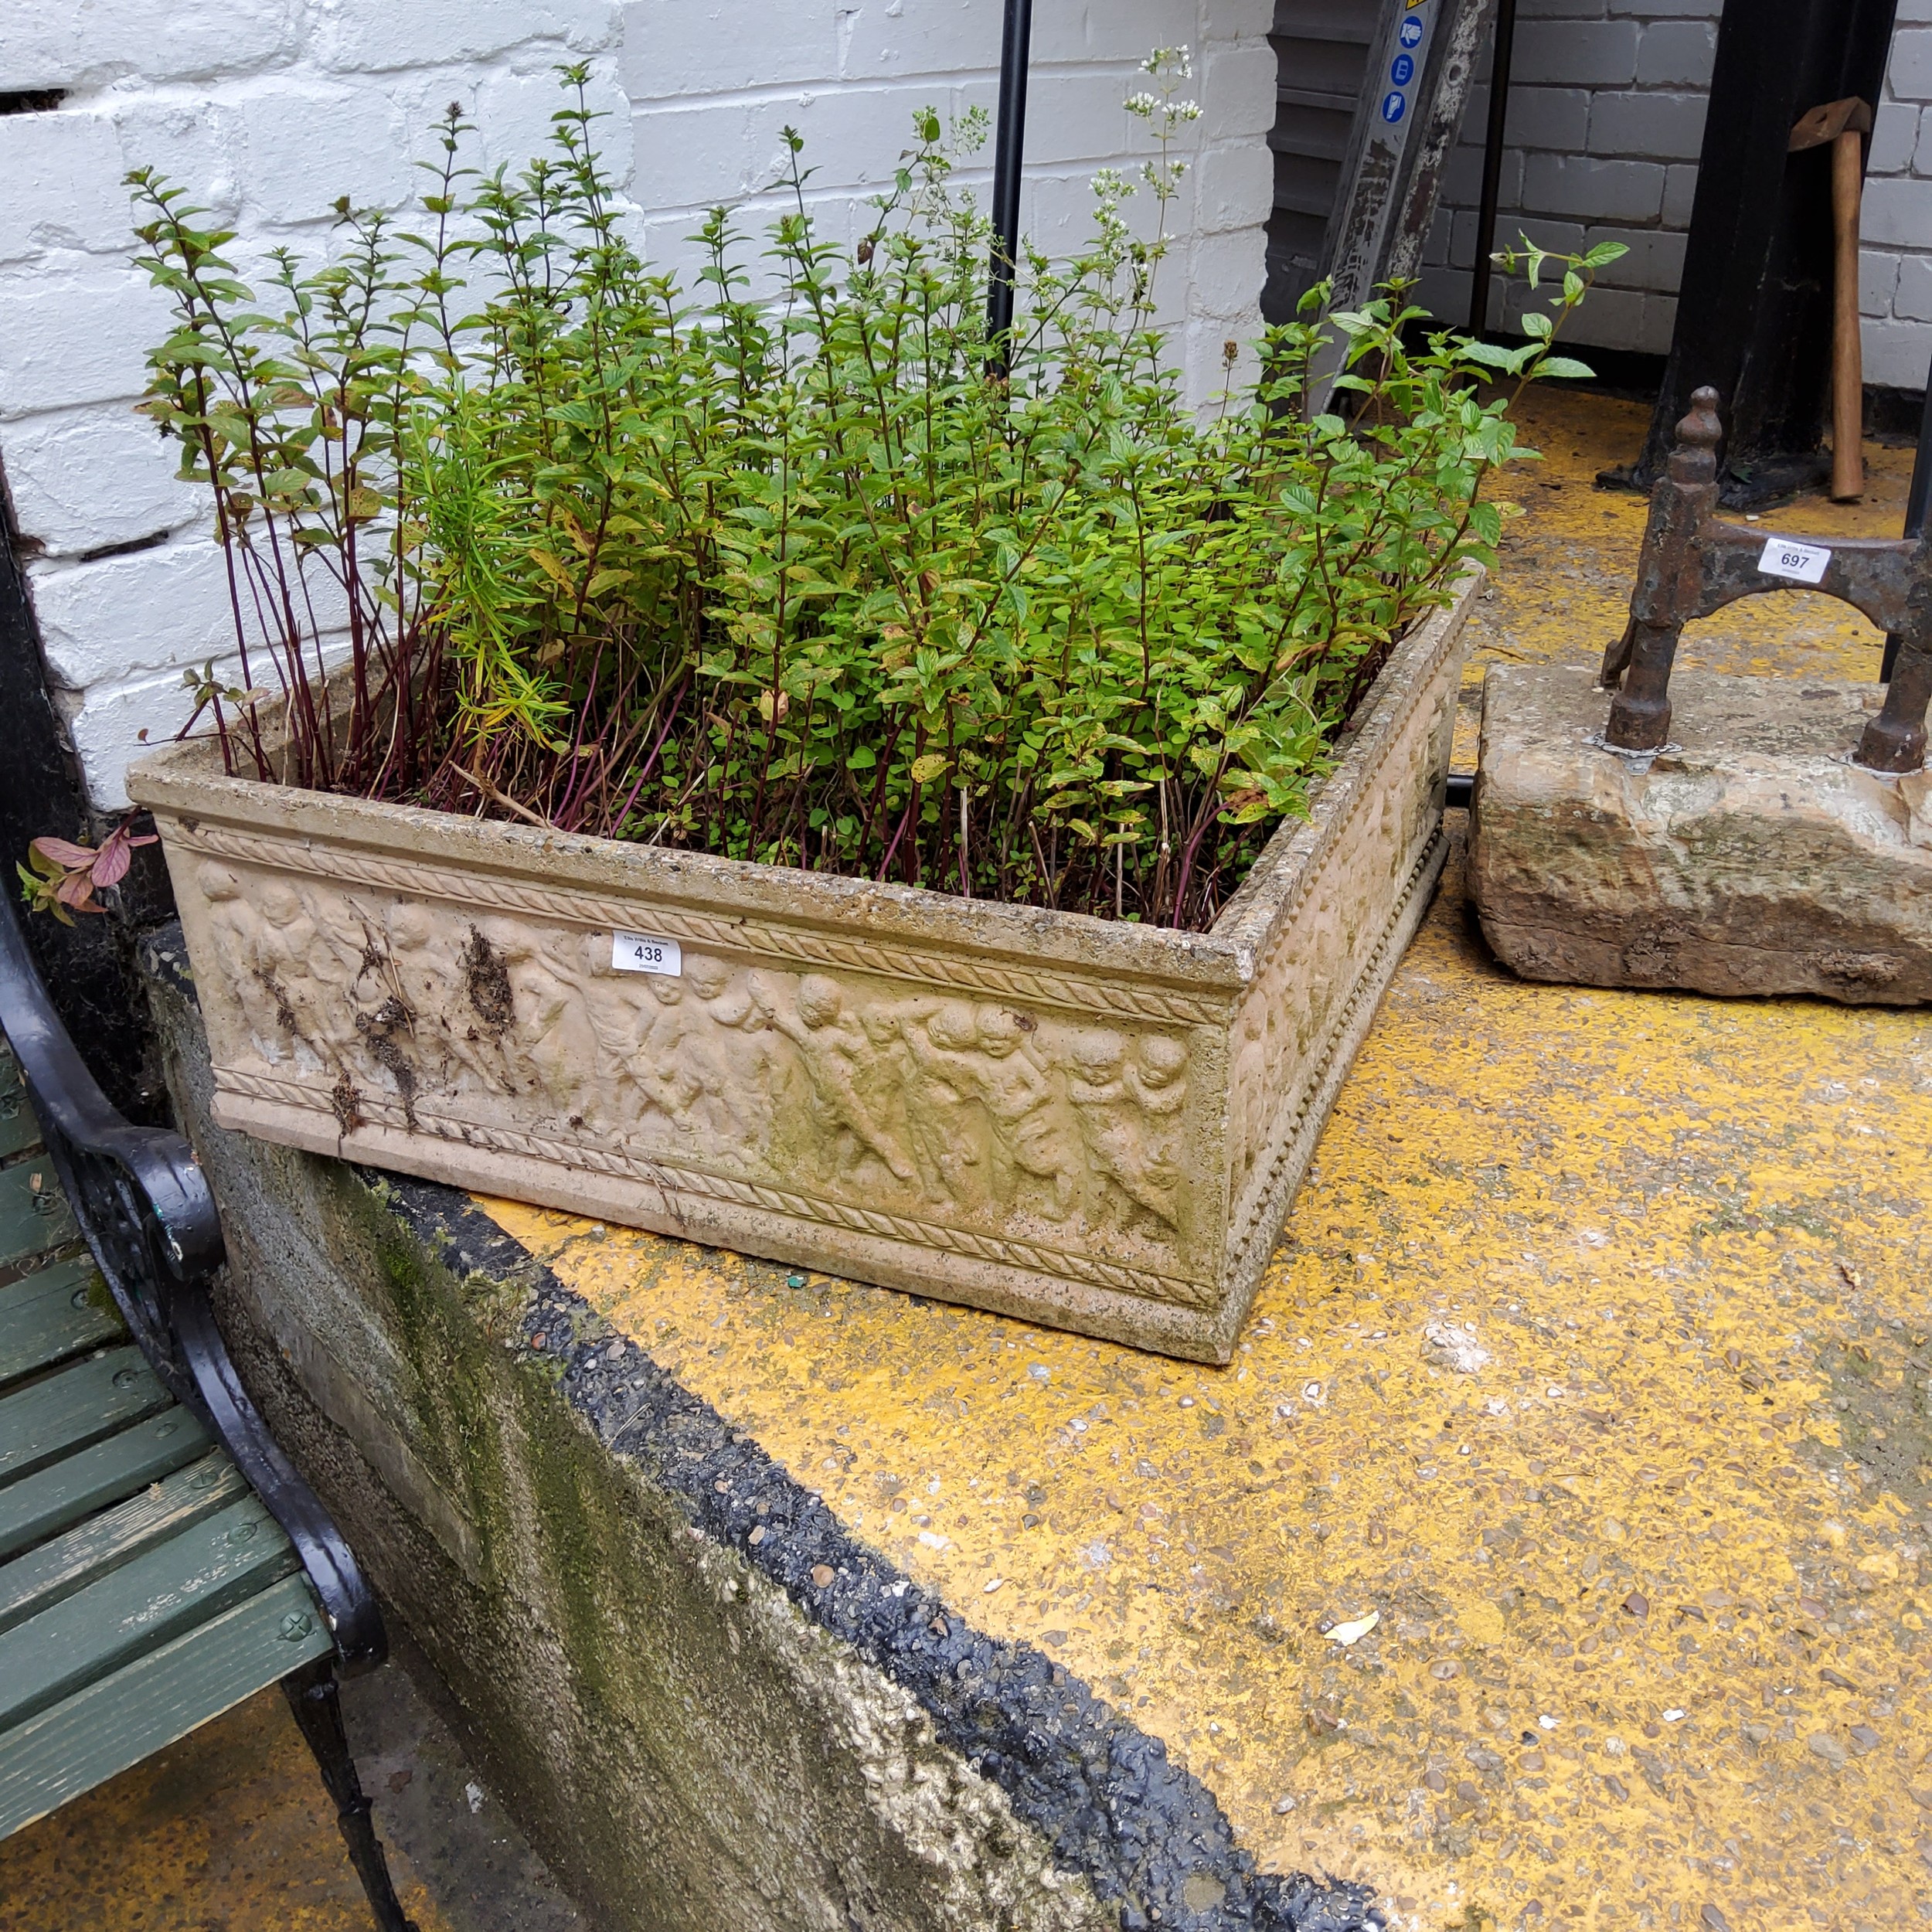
[195,862,1199,1244]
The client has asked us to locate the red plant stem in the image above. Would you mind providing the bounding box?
[604,678,688,838]
[876,799,914,882]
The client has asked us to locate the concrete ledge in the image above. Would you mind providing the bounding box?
[140,926,1378,1932]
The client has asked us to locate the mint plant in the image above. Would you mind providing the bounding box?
[120,64,1617,931]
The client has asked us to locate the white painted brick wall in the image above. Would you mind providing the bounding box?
[1417,1,1932,388]
[0,0,1274,812]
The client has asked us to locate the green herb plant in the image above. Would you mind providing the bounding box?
[121,59,1620,931]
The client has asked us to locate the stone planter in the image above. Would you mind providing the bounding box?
[129,570,1475,1362]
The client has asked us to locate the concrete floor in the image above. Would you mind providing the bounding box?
[8,389,1930,1932]
[492,393,1932,1931]
[0,1631,580,1932]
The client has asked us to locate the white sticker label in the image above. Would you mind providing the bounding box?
[1757,536,1831,585]
[611,930,682,976]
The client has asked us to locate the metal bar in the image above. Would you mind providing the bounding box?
[1467,0,1517,336]
[281,1658,419,1932]
[1881,352,1932,679]
[1632,0,1900,499]
[985,0,1034,375]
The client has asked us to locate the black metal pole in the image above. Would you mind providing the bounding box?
[1467,0,1518,338]
[1881,352,1932,679]
[986,0,1034,374]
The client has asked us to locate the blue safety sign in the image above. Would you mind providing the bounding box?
[1380,90,1406,124]
[1398,15,1424,48]
[1391,52,1415,84]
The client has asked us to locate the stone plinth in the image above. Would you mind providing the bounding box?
[1470,662,1932,1002]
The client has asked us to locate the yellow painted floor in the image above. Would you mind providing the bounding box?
[10,392,1929,1932]
[0,1688,449,1932]
[485,393,1932,1932]
[0,1643,579,1931]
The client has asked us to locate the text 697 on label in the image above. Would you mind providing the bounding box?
[1757,536,1831,586]
[611,930,682,976]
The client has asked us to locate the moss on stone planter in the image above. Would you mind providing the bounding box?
[141,928,1381,1932]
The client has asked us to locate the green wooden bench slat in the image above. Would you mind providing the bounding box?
[0,1405,210,1561]
[0,1345,168,1488]
[0,1451,248,1638]
[0,1158,77,1274]
[0,1492,299,1732]
[0,1572,334,1838]
[0,1257,118,1386]
[0,1046,34,1161]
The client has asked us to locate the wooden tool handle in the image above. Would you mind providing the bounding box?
[1831,123,1865,502]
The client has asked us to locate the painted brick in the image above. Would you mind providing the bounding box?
[1862,315,1932,389]
[1862,175,1928,251]
[1861,248,1903,318]
[1633,20,1715,90]
[1,0,296,90]
[27,539,241,693]
[1,405,202,558]
[1867,97,1921,176]
[1893,253,1932,323]
[1587,90,1706,163]
[1032,0,1199,67]
[1190,139,1270,238]
[1504,216,1590,265]
[1498,274,1645,349]
[1414,264,1470,328]
[1889,28,1932,103]
[1511,21,1640,90]
[229,83,418,224]
[1504,88,1594,152]
[58,662,249,812]
[467,57,634,179]
[317,0,617,75]
[1660,162,1698,227]
[0,270,165,420]
[1585,223,1686,296]
[621,2,839,100]
[111,99,244,223]
[1519,152,1664,223]
[1632,292,1678,357]
[0,112,131,266]
[1184,225,1264,319]
[1200,42,1277,143]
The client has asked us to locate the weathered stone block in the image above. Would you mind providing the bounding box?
[1471,664,1932,1004]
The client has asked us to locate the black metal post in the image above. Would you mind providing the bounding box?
[1882,355,1932,679]
[281,1659,419,1932]
[1467,0,1518,338]
[986,0,1034,375]
[1632,0,1898,501]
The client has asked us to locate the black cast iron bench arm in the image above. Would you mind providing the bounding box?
[0,901,385,1672]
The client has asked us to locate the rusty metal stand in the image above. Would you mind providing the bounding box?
[1600,387,1932,773]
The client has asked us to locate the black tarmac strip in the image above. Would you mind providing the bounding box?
[383,1179,1383,1932]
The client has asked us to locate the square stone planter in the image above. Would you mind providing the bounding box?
[128,570,1475,1362]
